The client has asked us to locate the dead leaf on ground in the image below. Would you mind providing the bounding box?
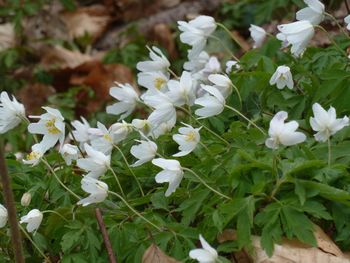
[252,236,350,263]
[152,23,178,59]
[314,224,343,257]
[60,5,111,41]
[16,83,55,115]
[0,23,15,51]
[41,46,93,69]
[142,244,180,263]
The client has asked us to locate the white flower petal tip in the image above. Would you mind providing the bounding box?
[189,234,218,263]
[249,24,266,48]
[0,91,26,134]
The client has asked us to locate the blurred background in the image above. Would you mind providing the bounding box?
[0,0,346,119]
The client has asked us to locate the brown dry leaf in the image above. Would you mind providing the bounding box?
[217,229,237,243]
[60,5,111,41]
[152,23,177,59]
[16,83,55,115]
[142,244,180,263]
[230,30,250,52]
[252,236,350,263]
[314,224,343,257]
[0,23,15,51]
[41,46,93,69]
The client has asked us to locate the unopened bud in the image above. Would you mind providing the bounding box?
[20,192,31,207]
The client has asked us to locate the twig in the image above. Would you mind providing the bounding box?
[95,208,117,263]
[0,141,25,263]
[345,0,350,13]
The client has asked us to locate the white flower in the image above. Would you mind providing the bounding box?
[173,124,201,157]
[189,234,218,263]
[184,51,209,73]
[89,122,131,154]
[277,20,314,57]
[130,140,157,167]
[345,15,350,31]
[0,91,25,134]
[296,0,325,25]
[144,90,177,130]
[200,56,221,77]
[225,60,240,74]
[151,122,174,139]
[0,204,7,228]
[106,83,139,120]
[167,71,196,106]
[138,71,169,92]
[59,144,79,165]
[249,24,266,48]
[137,46,170,73]
[77,143,110,178]
[20,209,43,233]
[178,15,217,57]
[71,117,91,146]
[77,177,108,207]
[208,74,233,98]
[152,158,183,197]
[265,111,306,149]
[28,107,65,151]
[23,143,46,166]
[269,66,294,90]
[310,103,349,142]
[195,85,225,118]
[21,192,32,207]
[131,119,153,137]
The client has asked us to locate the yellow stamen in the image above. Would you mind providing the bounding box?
[26,151,41,161]
[185,131,196,142]
[103,134,112,142]
[45,119,60,134]
[154,78,166,90]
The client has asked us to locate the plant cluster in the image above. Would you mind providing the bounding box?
[1,0,350,262]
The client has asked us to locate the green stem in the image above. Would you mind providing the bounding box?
[168,68,179,79]
[113,144,144,196]
[315,25,348,56]
[327,137,331,167]
[19,224,51,262]
[108,166,126,199]
[224,105,266,135]
[216,22,247,52]
[324,12,350,38]
[42,210,69,222]
[231,83,242,108]
[108,190,162,232]
[209,35,240,61]
[42,159,80,200]
[183,167,231,200]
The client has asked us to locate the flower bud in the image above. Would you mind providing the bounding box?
[20,192,31,207]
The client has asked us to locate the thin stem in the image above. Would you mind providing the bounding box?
[65,121,85,158]
[108,191,162,232]
[22,116,39,144]
[209,35,240,61]
[345,0,350,13]
[42,210,69,222]
[224,105,266,135]
[0,140,25,263]
[216,22,247,52]
[113,144,144,196]
[42,159,80,200]
[182,167,231,200]
[178,107,230,146]
[108,167,126,199]
[327,137,331,167]
[325,12,350,38]
[231,83,242,108]
[168,68,179,79]
[19,224,51,262]
[315,25,348,56]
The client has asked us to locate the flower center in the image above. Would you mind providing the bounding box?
[103,134,112,142]
[185,131,196,142]
[154,78,166,90]
[26,151,41,161]
[45,119,61,134]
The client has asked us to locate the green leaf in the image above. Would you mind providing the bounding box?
[61,229,84,252]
